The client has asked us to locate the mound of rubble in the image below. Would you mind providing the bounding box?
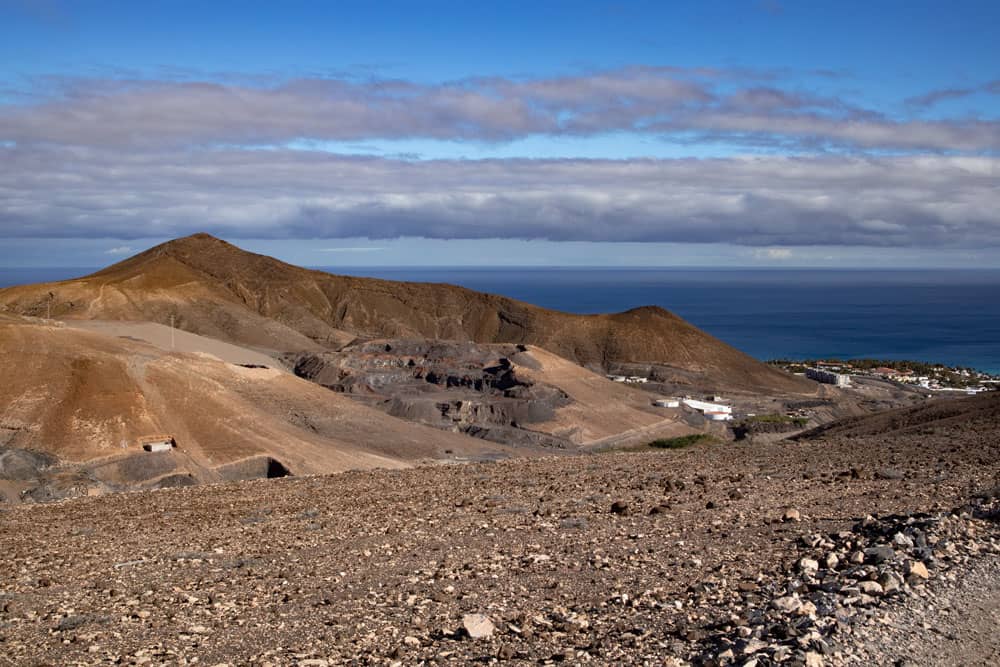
[691,495,1000,666]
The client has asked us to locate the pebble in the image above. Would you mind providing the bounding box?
[858,581,885,596]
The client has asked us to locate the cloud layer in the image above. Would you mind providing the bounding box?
[1,68,997,250]
[2,145,997,247]
[1,68,998,152]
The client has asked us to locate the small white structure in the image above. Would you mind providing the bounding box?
[705,411,734,422]
[140,435,175,452]
[626,376,648,384]
[682,398,733,415]
[654,398,681,408]
[608,375,627,383]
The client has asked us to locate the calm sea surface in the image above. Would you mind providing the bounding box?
[3,267,998,374]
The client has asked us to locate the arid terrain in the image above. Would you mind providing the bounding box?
[0,392,997,666]
[0,234,811,394]
[0,236,832,502]
[1,236,997,666]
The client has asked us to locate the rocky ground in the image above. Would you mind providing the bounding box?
[1,396,998,666]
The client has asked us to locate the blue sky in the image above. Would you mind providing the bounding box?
[0,1,998,267]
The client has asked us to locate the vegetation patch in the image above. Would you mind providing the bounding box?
[648,434,713,449]
[745,414,809,427]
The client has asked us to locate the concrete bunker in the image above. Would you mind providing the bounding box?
[139,435,176,452]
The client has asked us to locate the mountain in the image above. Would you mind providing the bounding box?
[0,233,812,393]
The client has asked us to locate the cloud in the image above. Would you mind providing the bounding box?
[104,245,134,255]
[1,145,996,248]
[1,68,996,252]
[755,248,793,260]
[906,79,1000,109]
[0,68,996,152]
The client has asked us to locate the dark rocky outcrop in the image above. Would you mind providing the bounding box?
[286,339,574,447]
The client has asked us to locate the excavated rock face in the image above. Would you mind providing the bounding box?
[285,339,574,448]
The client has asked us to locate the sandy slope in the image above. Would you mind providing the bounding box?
[0,318,509,490]
[516,346,691,444]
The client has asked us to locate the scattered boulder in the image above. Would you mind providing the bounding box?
[462,614,495,639]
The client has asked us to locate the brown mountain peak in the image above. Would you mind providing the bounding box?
[0,235,814,394]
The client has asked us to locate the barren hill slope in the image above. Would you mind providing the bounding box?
[795,391,1000,441]
[0,317,509,501]
[0,234,811,393]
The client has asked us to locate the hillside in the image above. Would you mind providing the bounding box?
[0,234,813,394]
[795,391,1000,441]
[0,317,511,502]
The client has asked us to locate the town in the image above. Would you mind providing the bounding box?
[768,358,999,393]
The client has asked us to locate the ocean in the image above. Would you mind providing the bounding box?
[3,267,999,375]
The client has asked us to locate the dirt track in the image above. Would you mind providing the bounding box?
[68,321,284,369]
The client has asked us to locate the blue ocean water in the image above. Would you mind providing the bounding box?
[3,267,998,374]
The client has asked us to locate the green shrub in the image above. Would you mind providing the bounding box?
[647,434,712,449]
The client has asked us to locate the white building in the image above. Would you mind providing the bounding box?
[682,398,733,415]
[806,367,851,387]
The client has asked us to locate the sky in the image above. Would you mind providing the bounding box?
[0,0,998,267]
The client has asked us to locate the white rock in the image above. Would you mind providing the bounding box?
[770,596,802,613]
[858,581,884,596]
[892,532,915,549]
[462,613,495,639]
[804,651,825,667]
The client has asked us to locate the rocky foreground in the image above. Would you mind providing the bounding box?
[1,409,998,666]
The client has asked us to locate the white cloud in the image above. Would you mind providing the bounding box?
[104,245,134,255]
[1,148,996,249]
[0,69,996,152]
[755,248,793,260]
[318,247,385,252]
